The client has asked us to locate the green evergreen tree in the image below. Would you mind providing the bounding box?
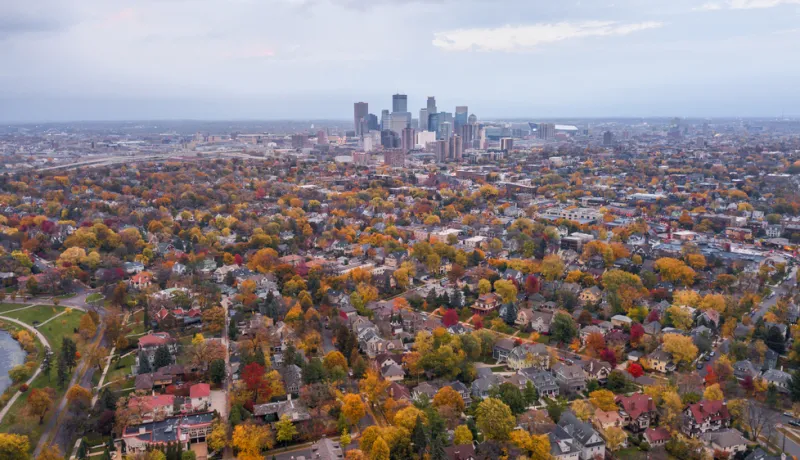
[153,344,172,370]
[411,416,428,456]
[138,351,152,374]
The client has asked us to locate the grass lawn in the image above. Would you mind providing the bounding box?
[3,305,65,326]
[0,303,29,313]
[106,353,135,384]
[86,293,104,303]
[516,331,531,339]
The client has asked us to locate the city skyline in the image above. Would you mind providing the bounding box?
[2,1,800,121]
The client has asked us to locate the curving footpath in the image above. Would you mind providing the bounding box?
[0,315,51,423]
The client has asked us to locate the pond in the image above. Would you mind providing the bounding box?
[0,330,27,393]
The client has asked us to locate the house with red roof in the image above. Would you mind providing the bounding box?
[189,383,211,412]
[615,393,657,432]
[682,400,731,437]
[128,394,176,422]
[136,333,178,373]
[643,427,672,447]
[130,271,153,290]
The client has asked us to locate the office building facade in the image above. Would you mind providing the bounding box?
[392,94,408,113]
[354,102,368,136]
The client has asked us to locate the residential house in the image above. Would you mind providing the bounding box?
[579,286,602,305]
[130,271,153,290]
[554,411,606,460]
[472,293,501,314]
[615,393,657,432]
[643,427,672,447]
[646,349,675,373]
[519,368,559,398]
[682,400,731,437]
[593,410,625,431]
[122,413,214,454]
[583,359,612,384]
[506,343,549,370]
[493,338,516,361]
[610,315,633,328]
[551,363,587,395]
[310,437,344,460]
[443,445,476,460]
[762,368,792,393]
[189,383,210,412]
[282,364,303,394]
[128,394,176,422]
[700,429,749,455]
[135,333,178,371]
[733,360,760,381]
[530,311,554,334]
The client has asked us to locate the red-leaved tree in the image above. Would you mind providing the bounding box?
[443,308,459,327]
[627,362,644,378]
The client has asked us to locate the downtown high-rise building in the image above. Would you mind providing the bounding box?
[426,97,437,114]
[459,123,477,147]
[419,108,429,131]
[450,134,463,161]
[439,121,453,141]
[392,94,408,113]
[455,106,468,132]
[354,102,368,136]
[538,123,556,140]
[434,139,449,163]
[380,110,390,131]
[401,127,416,153]
[500,137,514,152]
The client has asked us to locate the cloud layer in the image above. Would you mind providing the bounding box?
[698,0,800,10]
[432,21,663,52]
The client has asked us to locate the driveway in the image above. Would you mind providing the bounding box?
[210,390,227,419]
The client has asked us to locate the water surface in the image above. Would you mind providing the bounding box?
[0,330,27,393]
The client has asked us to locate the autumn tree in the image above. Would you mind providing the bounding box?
[27,387,54,424]
[232,423,274,459]
[510,430,551,459]
[475,398,515,441]
[36,445,63,460]
[655,257,696,286]
[540,254,564,281]
[454,425,473,445]
[66,385,92,413]
[589,389,617,411]
[493,279,518,304]
[603,426,627,451]
[78,313,97,339]
[359,370,390,406]
[275,414,299,445]
[662,333,698,365]
[341,393,366,427]
[0,433,31,460]
[703,383,724,401]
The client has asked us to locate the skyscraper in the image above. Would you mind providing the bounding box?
[455,106,468,132]
[392,94,408,113]
[428,113,440,137]
[439,121,453,141]
[419,108,429,131]
[500,138,514,152]
[459,123,477,147]
[380,110,390,131]
[354,102,368,136]
[450,135,463,161]
[426,97,437,114]
[434,140,449,163]
[538,123,555,140]
[368,114,379,131]
[401,127,416,153]
[390,112,411,135]
[603,131,615,146]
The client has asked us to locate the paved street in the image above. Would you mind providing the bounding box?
[753,266,797,322]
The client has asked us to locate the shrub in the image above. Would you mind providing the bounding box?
[19,384,29,392]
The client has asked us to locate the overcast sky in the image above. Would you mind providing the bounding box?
[1,0,799,122]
